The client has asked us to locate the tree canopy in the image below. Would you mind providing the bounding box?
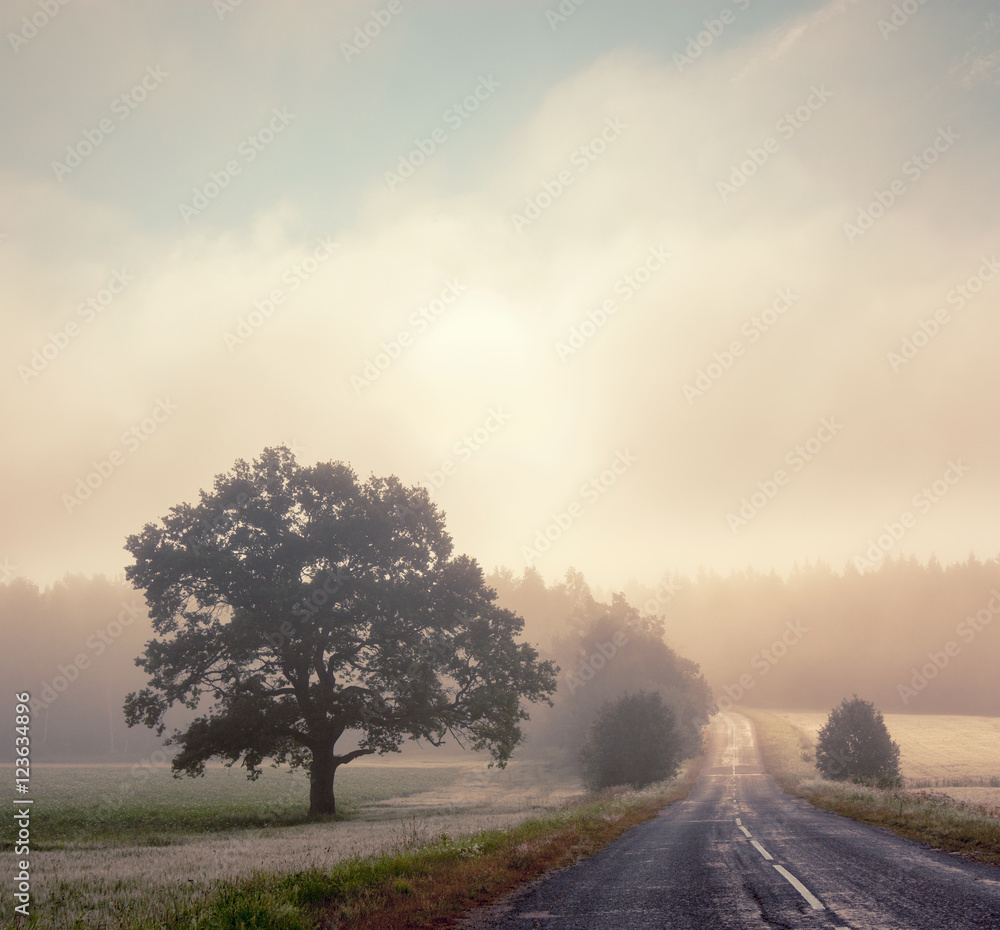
[123,446,557,815]
[815,695,902,787]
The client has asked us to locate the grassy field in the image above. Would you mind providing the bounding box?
[743,708,1000,866]
[0,761,469,848]
[0,757,622,929]
[0,752,704,929]
[772,712,1000,787]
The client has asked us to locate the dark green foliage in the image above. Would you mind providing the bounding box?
[815,695,902,787]
[123,446,557,817]
[579,690,683,790]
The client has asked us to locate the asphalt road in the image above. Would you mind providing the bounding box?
[464,712,1000,929]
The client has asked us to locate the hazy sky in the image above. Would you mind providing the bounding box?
[2,0,998,590]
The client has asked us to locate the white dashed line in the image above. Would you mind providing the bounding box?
[750,840,774,861]
[773,864,825,910]
[725,722,826,914]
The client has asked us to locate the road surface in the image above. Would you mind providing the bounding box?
[464,712,1000,929]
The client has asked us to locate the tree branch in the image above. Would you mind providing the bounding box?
[333,747,376,766]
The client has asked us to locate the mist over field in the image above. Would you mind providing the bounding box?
[3,554,998,765]
[3,6,1000,928]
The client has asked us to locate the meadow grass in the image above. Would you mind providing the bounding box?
[0,763,463,849]
[1,755,701,929]
[743,708,1000,867]
[770,711,1000,785]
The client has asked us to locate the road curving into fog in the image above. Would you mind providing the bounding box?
[464,711,1000,929]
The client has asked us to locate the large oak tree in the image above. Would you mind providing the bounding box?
[123,446,557,816]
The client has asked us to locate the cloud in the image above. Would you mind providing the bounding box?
[1,1,997,588]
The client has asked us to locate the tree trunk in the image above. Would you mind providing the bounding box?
[309,739,338,818]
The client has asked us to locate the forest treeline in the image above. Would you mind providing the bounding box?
[2,553,997,762]
[489,554,1000,720]
[2,575,165,762]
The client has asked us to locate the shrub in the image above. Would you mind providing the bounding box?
[579,690,682,790]
[815,695,902,787]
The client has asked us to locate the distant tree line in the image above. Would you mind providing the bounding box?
[6,551,996,764]
[0,575,165,762]
[619,556,1000,715]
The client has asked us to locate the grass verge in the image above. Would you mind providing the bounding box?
[12,756,700,930]
[742,707,1000,867]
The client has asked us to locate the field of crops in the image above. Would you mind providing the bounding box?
[773,712,1000,783]
[745,709,1000,867]
[772,711,1000,813]
[1,758,581,929]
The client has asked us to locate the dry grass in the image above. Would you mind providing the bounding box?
[28,808,538,896]
[932,787,1000,814]
[744,708,1000,867]
[772,711,1000,784]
